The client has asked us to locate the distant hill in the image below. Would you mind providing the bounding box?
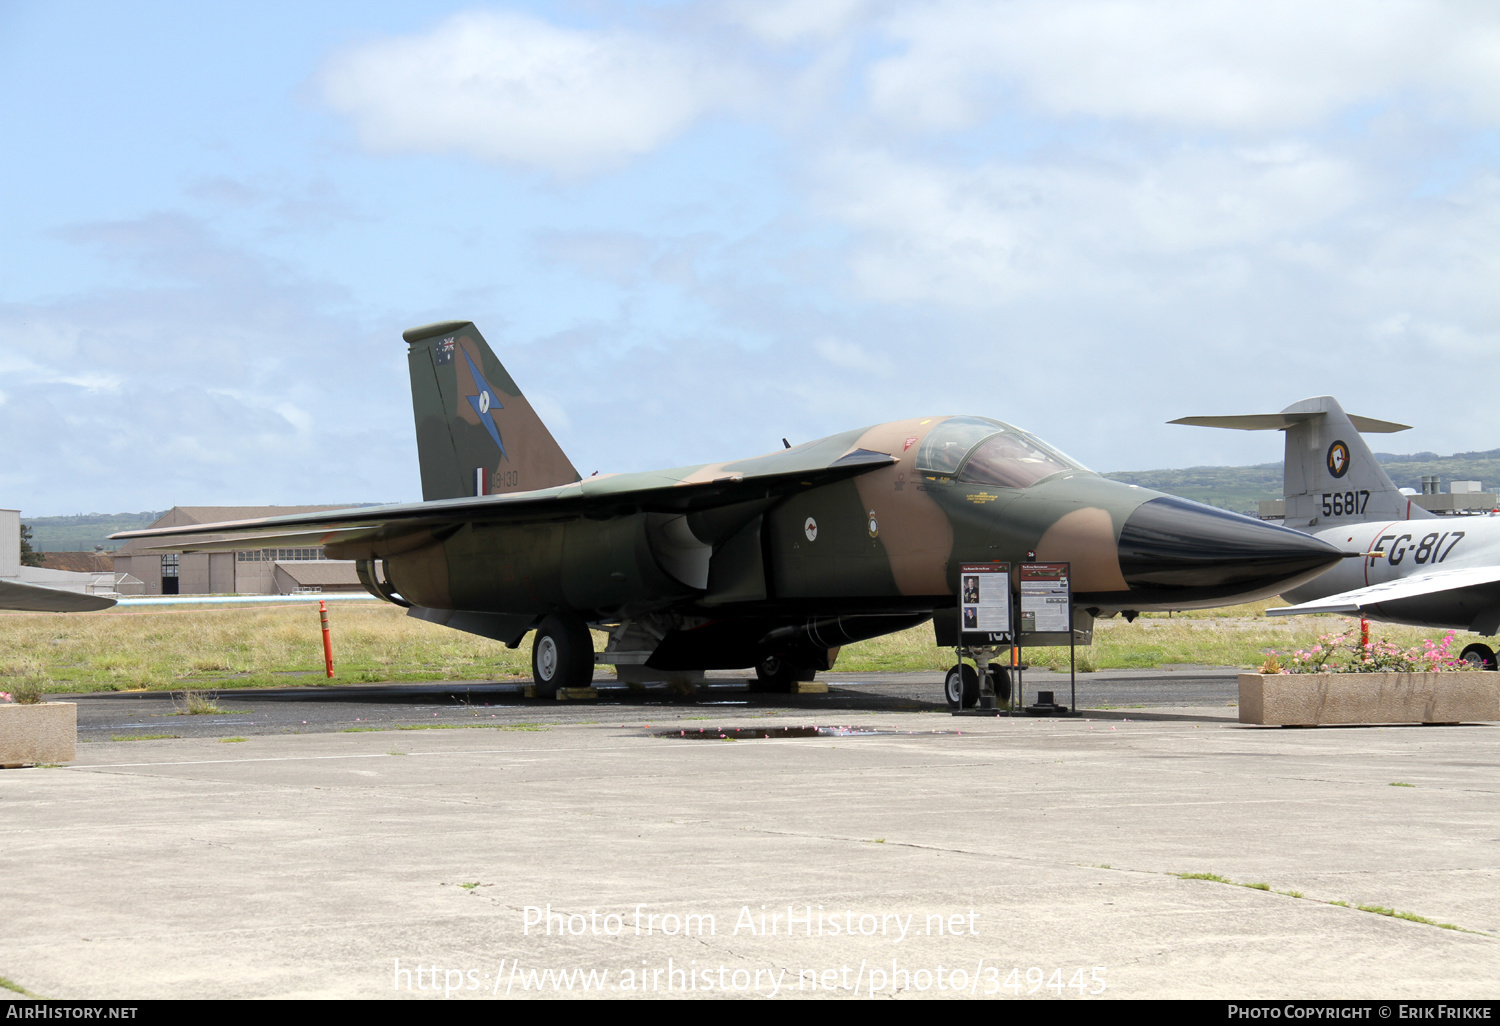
[21,512,168,552]
[1106,449,1500,514]
[1103,463,1281,514]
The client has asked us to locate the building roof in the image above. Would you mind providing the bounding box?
[113,506,357,556]
[273,561,362,586]
[40,551,114,573]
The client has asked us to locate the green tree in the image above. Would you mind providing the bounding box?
[19,522,45,567]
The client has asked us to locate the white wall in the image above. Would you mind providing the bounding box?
[0,509,19,578]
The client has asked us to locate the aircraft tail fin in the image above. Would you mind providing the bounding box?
[403,321,581,501]
[1171,396,1433,528]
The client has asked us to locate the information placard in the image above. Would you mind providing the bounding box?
[1020,562,1071,635]
[959,562,1011,643]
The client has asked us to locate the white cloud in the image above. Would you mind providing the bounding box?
[814,140,1373,308]
[721,0,875,45]
[321,10,747,174]
[868,0,1500,132]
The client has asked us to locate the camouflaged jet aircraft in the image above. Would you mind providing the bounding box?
[1176,396,1500,668]
[113,321,1341,704]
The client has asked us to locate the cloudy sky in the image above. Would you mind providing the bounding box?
[3,1,1498,515]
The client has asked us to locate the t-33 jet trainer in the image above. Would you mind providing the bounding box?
[1177,396,1500,668]
[115,322,1341,701]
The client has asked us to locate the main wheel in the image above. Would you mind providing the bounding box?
[1460,643,1497,670]
[531,613,594,698]
[750,653,811,693]
[986,664,1013,702]
[945,663,979,710]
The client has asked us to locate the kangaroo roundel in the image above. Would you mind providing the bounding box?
[1326,440,1350,479]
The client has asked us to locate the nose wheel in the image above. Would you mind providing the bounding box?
[947,661,1014,710]
[986,663,1013,702]
[945,663,979,709]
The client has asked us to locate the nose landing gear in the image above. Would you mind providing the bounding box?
[944,659,1012,710]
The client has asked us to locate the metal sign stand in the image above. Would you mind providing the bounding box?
[1018,562,1078,717]
[952,562,1012,717]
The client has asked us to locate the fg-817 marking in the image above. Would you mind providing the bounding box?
[1370,530,1464,568]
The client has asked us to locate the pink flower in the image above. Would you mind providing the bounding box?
[0,692,10,703]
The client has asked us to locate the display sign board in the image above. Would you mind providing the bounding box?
[959,562,1011,643]
[1020,562,1071,635]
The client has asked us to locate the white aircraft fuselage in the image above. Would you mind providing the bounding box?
[1175,396,1500,660]
[1286,517,1500,631]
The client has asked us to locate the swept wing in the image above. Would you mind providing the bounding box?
[111,443,897,560]
[1267,564,1500,627]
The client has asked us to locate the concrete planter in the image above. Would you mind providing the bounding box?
[0,702,76,766]
[1238,672,1500,726]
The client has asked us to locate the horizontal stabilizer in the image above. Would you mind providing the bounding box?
[1169,413,1411,433]
[1267,565,1500,617]
[1173,397,1421,528]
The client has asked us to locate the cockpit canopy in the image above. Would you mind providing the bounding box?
[914,416,1091,489]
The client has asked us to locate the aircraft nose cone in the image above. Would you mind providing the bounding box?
[1119,496,1341,601]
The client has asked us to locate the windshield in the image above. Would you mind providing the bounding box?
[915,417,1005,476]
[916,416,1089,489]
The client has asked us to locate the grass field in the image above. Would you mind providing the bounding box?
[0,599,1480,694]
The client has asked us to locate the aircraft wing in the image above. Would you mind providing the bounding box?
[110,446,899,559]
[0,579,117,612]
[1266,565,1500,616]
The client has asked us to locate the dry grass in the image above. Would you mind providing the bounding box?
[834,599,1479,674]
[0,598,1478,692]
[0,603,540,693]
[175,690,224,714]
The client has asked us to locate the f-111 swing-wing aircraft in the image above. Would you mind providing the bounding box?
[114,322,1341,700]
[1175,395,1500,667]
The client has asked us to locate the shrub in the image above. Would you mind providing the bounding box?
[1284,622,1471,673]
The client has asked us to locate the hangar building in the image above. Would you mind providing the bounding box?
[111,506,364,596]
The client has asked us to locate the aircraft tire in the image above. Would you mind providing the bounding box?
[750,653,803,693]
[945,663,979,710]
[1460,643,1497,671]
[986,664,1013,702]
[531,614,594,698]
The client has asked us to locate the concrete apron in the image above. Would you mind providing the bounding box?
[0,707,1495,1000]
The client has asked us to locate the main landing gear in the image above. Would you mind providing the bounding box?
[1459,643,1497,671]
[531,613,595,698]
[749,653,817,694]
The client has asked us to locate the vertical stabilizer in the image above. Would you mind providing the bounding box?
[403,321,581,501]
[1274,397,1430,526]
[1171,396,1432,529]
